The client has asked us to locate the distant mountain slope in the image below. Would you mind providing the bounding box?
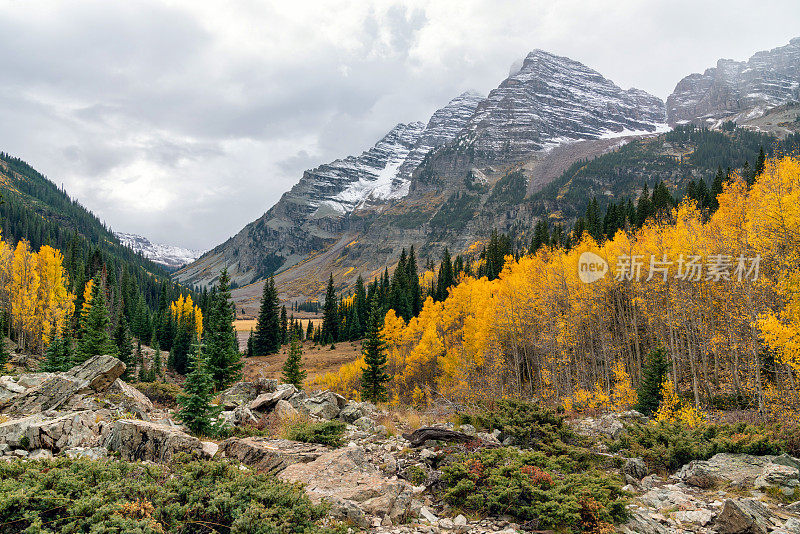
[667,37,800,125]
[115,232,203,271]
[0,152,183,307]
[174,92,484,288]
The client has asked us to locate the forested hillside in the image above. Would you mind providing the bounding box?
[0,153,188,312]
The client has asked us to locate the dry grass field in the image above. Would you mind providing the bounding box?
[241,339,362,384]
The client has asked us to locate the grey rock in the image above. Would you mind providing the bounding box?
[458,424,476,436]
[218,379,277,409]
[104,419,202,462]
[674,508,714,526]
[218,437,327,474]
[273,399,299,421]
[13,449,28,457]
[339,402,366,423]
[64,355,126,392]
[62,446,108,460]
[619,507,675,534]
[785,517,800,534]
[201,441,219,458]
[25,411,102,452]
[28,448,53,460]
[0,414,46,447]
[714,498,773,534]
[106,379,154,414]
[279,446,414,528]
[249,385,296,412]
[353,416,376,432]
[623,457,649,480]
[5,375,88,415]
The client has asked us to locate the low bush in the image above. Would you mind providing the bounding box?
[283,420,346,448]
[0,455,343,533]
[440,447,627,532]
[459,400,590,463]
[131,382,182,408]
[608,420,787,473]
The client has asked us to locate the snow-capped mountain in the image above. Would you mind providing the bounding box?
[458,50,666,162]
[174,92,484,287]
[667,37,800,124]
[116,232,204,270]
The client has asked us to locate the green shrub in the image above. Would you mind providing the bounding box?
[0,456,344,533]
[132,382,182,408]
[403,465,428,486]
[283,420,346,448]
[460,400,590,463]
[608,420,786,473]
[440,447,628,532]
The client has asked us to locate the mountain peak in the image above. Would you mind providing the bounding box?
[667,36,800,124]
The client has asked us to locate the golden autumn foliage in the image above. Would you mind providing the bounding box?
[319,156,800,417]
[0,233,75,352]
[654,380,706,428]
[170,295,203,337]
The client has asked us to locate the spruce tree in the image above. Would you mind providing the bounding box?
[282,332,307,389]
[42,336,70,372]
[113,313,133,379]
[177,345,221,436]
[246,329,254,357]
[280,305,288,344]
[361,297,390,403]
[77,278,117,362]
[253,277,280,355]
[170,325,193,374]
[204,269,243,391]
[321,274,339,343]
[0,333,10,370]
[635,346,670,416]
[306,320,314,341]
[407,246,422,316]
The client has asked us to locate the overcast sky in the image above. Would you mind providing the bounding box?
[0,0,798,249]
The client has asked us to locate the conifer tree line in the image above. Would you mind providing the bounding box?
[248,244,480,356]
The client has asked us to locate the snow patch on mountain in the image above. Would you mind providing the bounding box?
[116,232,204,269]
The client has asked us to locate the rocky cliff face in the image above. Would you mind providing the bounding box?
[457,50,666,163]
[667,37,800,124]
[174,93,483,288]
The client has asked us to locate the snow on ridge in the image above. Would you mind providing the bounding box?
[116,232,204,269]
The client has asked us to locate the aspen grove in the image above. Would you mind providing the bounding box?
[318,156,800,420]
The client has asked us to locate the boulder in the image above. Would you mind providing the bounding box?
[249,385,296,412]
[640,485,696,511]
[4,375,87,415]
[619,507,676,534]
[714,498,773,534]
[0,414,46,447]
[63,446,108,460]
[16,373,54,389]
[218,437,327,474]
[0,376,25,405]
[300,391,342,420]
[338,402,362,423]
[104,419,202,462]
[273,400,300,421]
[218,379,277,409]
[678,453,799,490]
[64,355,126,392]
[279,445,414,528]
[106,379,154,415]
[201,441,219,458]
[623,457,649,480]
[25,411,102,452]
[28,448,53,460]
[573,413,625,440]
[221,405,259,427]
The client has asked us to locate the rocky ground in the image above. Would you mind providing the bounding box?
[2,356,800,533]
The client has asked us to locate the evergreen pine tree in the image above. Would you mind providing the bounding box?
[177,344,221,436]
[113,313,133,379]
[170,325,193,374]
[635,346,670,416]
[321,274,339,343]
[253,277,280,355]
[306,320,314,341]
[204,269,243,391]
[635,183,652,227]
[361,297,389,403]
[435,248,454,302]
[282,332,307,389]
[279,305,288,344]
[77,278,117,361]
[0,332,9,370]
[752,147,766,184]
[406,246,422,316]
[246,329,254,357]
[42,336,68,372]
